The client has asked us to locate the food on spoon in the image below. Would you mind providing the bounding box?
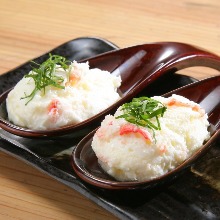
[91,95,210,181]
[6,54,121,130]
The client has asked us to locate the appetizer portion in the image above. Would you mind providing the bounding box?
[92,95,210,181]
[6,55,121,130]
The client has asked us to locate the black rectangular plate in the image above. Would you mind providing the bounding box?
[0,37,219,220]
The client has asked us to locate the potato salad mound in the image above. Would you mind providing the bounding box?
[91,95,210,181]
[6,55,121,130]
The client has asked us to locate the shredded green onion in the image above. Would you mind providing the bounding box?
[116,97,167,141]
[21,54,71,104]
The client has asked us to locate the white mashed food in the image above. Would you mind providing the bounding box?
[6,60,121,130]
[91,94,210,181]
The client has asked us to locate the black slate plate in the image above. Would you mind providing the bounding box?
[0,37,220,220]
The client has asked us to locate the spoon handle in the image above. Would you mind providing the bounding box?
[86,42,220,72]
[158,42,220,74]
[85,42,220,97]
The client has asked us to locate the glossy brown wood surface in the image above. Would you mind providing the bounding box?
[0,0,220,219]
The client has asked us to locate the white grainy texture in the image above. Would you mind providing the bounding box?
[6,61,121,130]
[92,95,210,181]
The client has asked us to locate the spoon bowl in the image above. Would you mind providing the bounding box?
[1,42,220,138]
[71,75,220,190]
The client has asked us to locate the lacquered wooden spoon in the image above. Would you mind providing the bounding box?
[1,42,220,138]
[71,75,220,190]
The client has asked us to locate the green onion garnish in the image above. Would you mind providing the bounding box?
[116,97,167,140]
[21,54,71,104]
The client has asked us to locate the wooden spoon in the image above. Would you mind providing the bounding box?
[71,75,220,190]
[0,42,220,138]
